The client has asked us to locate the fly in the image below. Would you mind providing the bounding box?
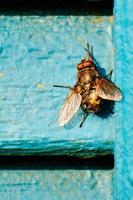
[54,43,122,127]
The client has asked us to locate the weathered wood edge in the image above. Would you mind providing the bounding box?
[0,140,113,157]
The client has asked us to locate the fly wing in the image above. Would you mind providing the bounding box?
[59,90,82,126]
[96,78,122,101]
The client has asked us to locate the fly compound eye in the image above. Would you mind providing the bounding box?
[77,63,83,69]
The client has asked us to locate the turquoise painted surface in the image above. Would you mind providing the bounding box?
[0,169,113,200]
[114,0,133,199]
[0,13,114,156]
[0,7,115,200]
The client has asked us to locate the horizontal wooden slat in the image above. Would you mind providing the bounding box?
[0,166,113,200]
[0,12,115,157]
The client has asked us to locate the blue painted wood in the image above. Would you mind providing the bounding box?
[0,7,114,200]
[0,169,113,200]
[114,0,133,199]
[0,14,115,156]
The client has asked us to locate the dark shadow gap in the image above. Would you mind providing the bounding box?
[0,0,113,16]
[0,155,114,170]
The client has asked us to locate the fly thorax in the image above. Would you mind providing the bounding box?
[79,72,91,84]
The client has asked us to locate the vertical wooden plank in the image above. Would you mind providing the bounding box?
[114,0,133,199]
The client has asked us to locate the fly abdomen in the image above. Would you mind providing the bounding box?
[81,89,101,113]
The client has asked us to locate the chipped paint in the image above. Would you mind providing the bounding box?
[36,83,45,90]
[0,72,4,77]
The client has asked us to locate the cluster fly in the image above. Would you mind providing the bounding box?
[54,43,122,127]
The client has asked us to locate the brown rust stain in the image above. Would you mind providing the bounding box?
[90,16,114,24]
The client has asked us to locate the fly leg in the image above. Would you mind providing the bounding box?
[108,106,114,114]
[53,85,72,90]
[79,111,89,128]
[84,43,93,61]
[105,70,113,80]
